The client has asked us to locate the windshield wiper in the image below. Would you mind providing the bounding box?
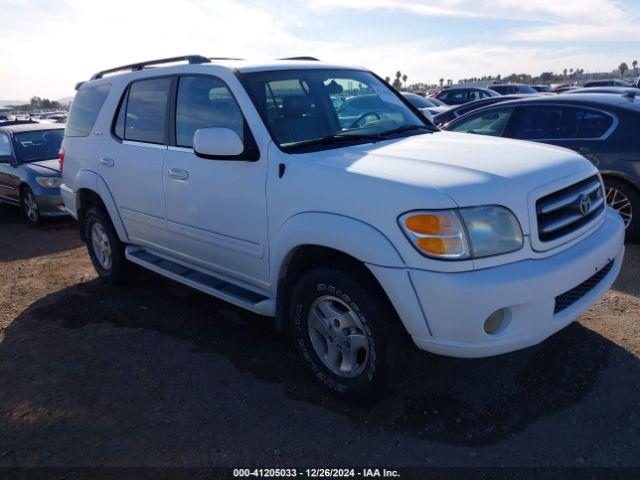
[375,124,434,138]
[285,132,381,151]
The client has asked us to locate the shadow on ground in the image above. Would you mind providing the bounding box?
[0,205,79,261]
[1,265,638,464]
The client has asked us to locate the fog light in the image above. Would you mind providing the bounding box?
[484,309,505,334]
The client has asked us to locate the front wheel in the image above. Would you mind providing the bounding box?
[20,187,41,225]
[604,177,639,243]
[84,206,129,284]
[290,266,400,399]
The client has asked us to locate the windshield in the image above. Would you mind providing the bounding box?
[14,129,64,162]
[241,69,434,151]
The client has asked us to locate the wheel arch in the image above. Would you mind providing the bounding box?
[73,170,128,243]
[271,212,406,332]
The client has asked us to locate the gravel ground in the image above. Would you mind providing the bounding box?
[0,204,639,468]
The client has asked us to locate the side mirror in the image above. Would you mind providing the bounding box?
[193,127,245,159]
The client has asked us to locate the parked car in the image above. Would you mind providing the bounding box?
[400,92,449,121]
[336,93,412,128]
[444,93,640,241]
[432,94,531,126]
[567,87,640,96]
[0,123,67,224]
[550,83,576,94]
[432,87,499,105]
[583,79,630,88]
[61,56,624,398]
[0,114,16,122]
[532,85,551,93]
[489,83,538,95]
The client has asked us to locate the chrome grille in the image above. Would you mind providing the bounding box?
[536,176,605,242]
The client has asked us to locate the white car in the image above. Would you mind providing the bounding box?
[60,56,625,398]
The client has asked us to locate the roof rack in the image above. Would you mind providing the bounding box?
[278,56,320,61]
[89,55,211,80]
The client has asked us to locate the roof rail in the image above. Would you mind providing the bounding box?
[89,55,211,80]
[278,56,320,61]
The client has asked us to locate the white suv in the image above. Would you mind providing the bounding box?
[60,56,625,397]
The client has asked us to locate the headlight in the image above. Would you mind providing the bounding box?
[399,206,523,260]
[36,177,63,188]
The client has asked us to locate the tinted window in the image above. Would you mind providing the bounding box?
[14,129,64,162]
[577,109,613,138]
[175,76,244,148]
[441,90,467,102]
[511,106,583,140]
[450,108,514,136]
[123,77,171,144]
[0,133,11,156]
[65,83,111,137]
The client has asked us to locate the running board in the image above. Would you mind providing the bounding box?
[125,246,275,316]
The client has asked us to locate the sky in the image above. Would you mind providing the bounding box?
[0,0,639,100]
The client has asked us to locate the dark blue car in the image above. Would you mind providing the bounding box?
[444,93,640,241]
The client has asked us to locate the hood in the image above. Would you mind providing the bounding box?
[23,159,60,176]
[298,131,597,234]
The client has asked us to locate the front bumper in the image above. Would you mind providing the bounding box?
[369,208,625,358]
[33,187,68,217]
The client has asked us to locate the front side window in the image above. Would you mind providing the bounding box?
[175,76,245,148]
[14,129,64,162]
[66,83,111,137]
[119,77,172,144]
[0,133,12,157]
[450,108,514,136]
[511,105,583,140]
[241,69,433,150]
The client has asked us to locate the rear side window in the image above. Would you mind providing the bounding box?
[65,83,111,137]
[450,108,514,136]
[511,106,583,140]
[175,76,245,148]
[0,132,11,156]
[577,109,613,138]
[115,77,171,144]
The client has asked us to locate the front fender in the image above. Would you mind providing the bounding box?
[270,211,406,289]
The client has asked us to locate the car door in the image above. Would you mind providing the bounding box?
[0,132,20,204]
[106,77,172,247]
[162,75,270,290]
[505,104,609,163]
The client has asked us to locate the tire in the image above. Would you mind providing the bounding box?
[20,187,41,225]
[290,266,401,399]
[604,177,640,243]
[84,206,128,284]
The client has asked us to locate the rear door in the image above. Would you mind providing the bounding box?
[505,104,612,163]
[105,77,171,247]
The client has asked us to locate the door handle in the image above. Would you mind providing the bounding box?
[168,168,189,181]
[100,157,115,167]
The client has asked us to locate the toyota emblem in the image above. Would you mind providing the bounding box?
[578,194,592,216]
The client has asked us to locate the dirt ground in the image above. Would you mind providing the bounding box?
[1,204,639,468]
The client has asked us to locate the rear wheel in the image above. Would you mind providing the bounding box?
[604,177,639,242]
[20,187,41,225]
[290,266,402,399]
[84,206,128,284]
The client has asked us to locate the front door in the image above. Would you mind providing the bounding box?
[162,75,270,291]
[0,132,19,204]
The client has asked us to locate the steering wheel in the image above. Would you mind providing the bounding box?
[350,111,381,129]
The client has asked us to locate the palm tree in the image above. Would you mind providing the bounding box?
[402,74,408,88]
[439,78,444,87]
[563,68,568,78]
[569,68,574,77]
[633,60,638,75]
[619,62,629,78]
[384,76,391,84]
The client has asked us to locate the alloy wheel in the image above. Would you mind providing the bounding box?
[23,191,39,223]
[307,295,370,378]
[606,187,633,229]
[91,222,113,270]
